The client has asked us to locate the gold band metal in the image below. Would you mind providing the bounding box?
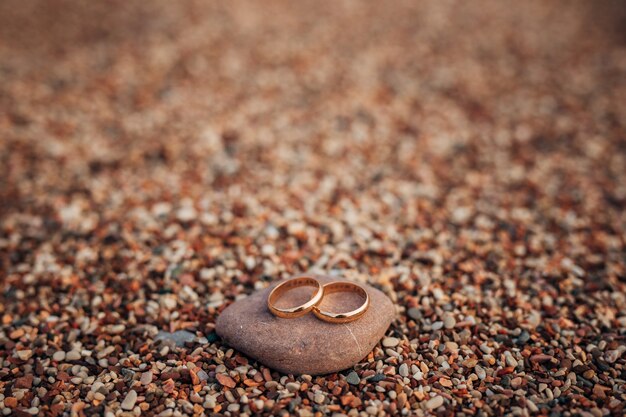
[267,276,324,318]
[312,281,370,323]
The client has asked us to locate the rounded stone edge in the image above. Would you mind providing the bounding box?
[215,275,396,375]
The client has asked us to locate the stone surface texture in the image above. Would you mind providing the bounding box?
[216,275,395,375]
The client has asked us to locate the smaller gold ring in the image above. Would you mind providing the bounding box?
[267,276,324,318]
[312,281,370,323]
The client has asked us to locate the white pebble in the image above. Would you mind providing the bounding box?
[16,350,33,361]
[66,350,81,361]
[286,382,300,392]
[382,337,399,347]
[121,390,137,411]
[141,371,153,385]
[426,395,444,409]
[176,206,197,222]
[443,313,456,329]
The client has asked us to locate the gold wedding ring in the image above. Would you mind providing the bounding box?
[312,281,370,323]
[267,276,324,318]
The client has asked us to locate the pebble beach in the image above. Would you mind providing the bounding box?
[1,1,625,416]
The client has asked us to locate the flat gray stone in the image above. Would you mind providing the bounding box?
[155,330,196,347]
[216,275,395,375]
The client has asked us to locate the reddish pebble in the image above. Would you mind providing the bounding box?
[216,374,237,389]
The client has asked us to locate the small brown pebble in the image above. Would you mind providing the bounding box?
[583,369,596,379]
[163,378,176,393]
[189,369,200,385]
[15,375,34,389]
[593,384,609,399]
[340,395,353,406]
[439,377,452,387]
[510,377,522,388]
[216,374,237,389]
[530,354,554,363]
[463,358,478,368]
[397,392,407,409]
[243,378,257,387]
[4,397,17,408]
[9,329,25,339]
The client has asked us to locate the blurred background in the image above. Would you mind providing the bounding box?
[1,1,625,223]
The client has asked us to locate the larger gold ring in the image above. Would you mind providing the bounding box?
[312,281,370,323]
[267,276,324,318]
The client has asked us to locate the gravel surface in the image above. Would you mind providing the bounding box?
[1,1,626,416]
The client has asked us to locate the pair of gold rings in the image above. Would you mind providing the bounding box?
[267,276,370,323]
